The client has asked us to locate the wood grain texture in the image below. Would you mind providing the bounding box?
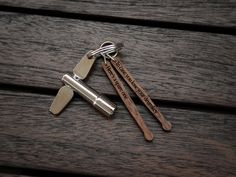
[0,0,235,27]
[0,12,235,108]
[0,90,236,177]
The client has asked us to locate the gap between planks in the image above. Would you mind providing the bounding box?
[0,0,235,28]
[0,5,234,35]
[1,83,236,115]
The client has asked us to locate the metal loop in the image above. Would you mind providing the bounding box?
[87,41,123,62]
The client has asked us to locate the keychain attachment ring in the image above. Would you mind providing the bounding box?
[87,41,123,62]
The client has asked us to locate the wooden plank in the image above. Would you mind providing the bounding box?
[0,0,235,27]
[0,12,235,107]
[0,90,235,177]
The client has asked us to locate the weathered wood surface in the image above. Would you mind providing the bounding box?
[0,90,235,177]
[0,12,236,108]
[0,1,235,176]
[0,0,235,27]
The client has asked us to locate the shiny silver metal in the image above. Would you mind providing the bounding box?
[62,74,116,117]
[73,51,96,80]
[49,85,74,115]
[87,41,123,59]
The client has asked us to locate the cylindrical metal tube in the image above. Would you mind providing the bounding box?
[62,74,116,117]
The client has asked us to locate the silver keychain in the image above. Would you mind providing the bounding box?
[49,41,171,141]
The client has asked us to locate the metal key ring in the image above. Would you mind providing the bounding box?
[100,41,118,59]
[87,41,123,59]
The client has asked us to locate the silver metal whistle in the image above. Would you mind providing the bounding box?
[62,74,116,117]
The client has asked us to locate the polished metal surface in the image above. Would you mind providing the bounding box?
[62,74,116,117]
[87,42,123,59]
[73,51,96,80]
[49,85,74,115]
